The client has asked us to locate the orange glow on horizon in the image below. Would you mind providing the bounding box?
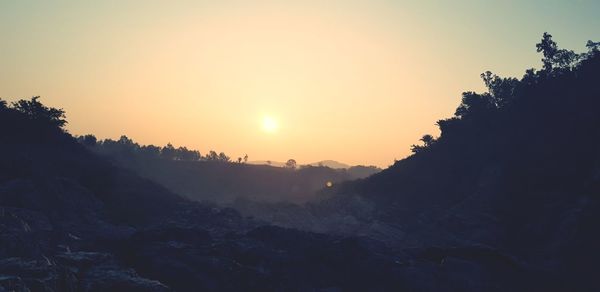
[2,1,597,167]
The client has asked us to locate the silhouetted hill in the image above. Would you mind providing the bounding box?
[0,98,186,226]
[0,97,406,291]
[82,141,380,204]
[306,160,351,169]
[322,34,600,290]
[2,33,598,291]
[248,160,287,167]
[249,159,379,172]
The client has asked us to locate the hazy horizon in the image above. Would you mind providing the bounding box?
[2,0,598,167]
[2,2,600,290]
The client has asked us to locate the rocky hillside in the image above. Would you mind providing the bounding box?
[1,33,598,291]
[326,35,600,291]
[0,98,435,291]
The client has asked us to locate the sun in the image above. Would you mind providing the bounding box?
[262,116,278,133]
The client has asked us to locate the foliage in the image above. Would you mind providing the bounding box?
[0,96,70,145]
[79,134,234,163]
[78,134,98,146]
[410,33,599,151]
[11,96,67,128]
[410,134,436,153]
[340,33,600,289]
[285,159,297,169]
[536,32,579,71]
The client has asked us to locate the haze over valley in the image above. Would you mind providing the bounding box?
[1,1,599,291]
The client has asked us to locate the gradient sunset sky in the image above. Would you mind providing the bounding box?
[1,1,598,167]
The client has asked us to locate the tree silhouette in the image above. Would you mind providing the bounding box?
[218,152,230,162]
[410,134,436,153]
[81,136,208,162]
[118,135,134,146]
[78,134,97,147]
[536,32,579,72]
[454,92,496,118]
[173,146,200,161]
[11,96,67,128]
[141,144,161,158]
[285,159,297,169]
[586,40,600,53]
[162,143,177,160]
[205,151,219,161]
[480,71,519,107]
[413,32,599,159]
[420,134,435,147]
[536,32,559,71]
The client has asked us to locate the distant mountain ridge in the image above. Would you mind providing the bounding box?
[306,160,351,169]
[247,160,287,167]
[0,96,405,291]
[249,159,355,169]
[84,145,381,204]
[2,33,598,291]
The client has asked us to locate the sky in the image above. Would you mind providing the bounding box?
[1,0,599,167]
